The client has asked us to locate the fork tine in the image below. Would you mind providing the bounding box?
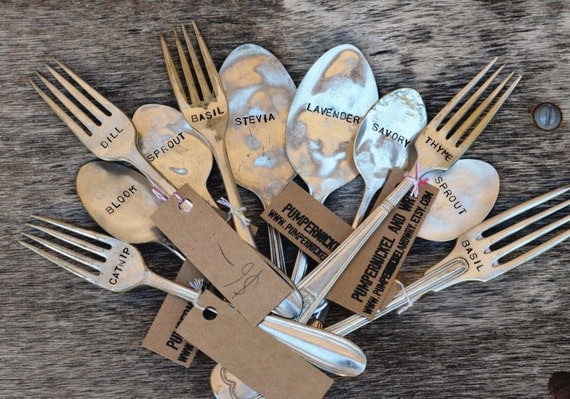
[173,27,200,104]
[183,24,212,102]
[441,64,505,135]
[19,239,99,285]
[52,59,117,115]
[190,21,217,100]
[486,198,569,246]
[29,77,92,139]
[21,229,103,272]
[477,186,569,238]
[452,72,521,149]
[26,223,108,261]
[30,214,116,245]
[494,212,569,260]
[45,62,109,123]
[497,227,569,274]
[430,58,498,128]
[160,33,191,109]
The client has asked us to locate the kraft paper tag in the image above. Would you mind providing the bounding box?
[142,260,200,367]
[261,181,353,262]
[152,184,293,325]
[328,182,438,319]
[177,291,333,399]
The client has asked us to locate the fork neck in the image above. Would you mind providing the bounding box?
[143,271,201,303]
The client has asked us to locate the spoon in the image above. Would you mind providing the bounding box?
[285,44,379,283]
[208,162,500,399]
[352,88,427,227]
[132,103,217,207]
[419,158,500,241]
[76,160,184,258]
[220,43,297,271]
[132,104,303,319]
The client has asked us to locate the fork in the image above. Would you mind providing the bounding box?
[29,59,178,202]
[30,57,303,318]
[160,22,256,248]
[325,185,569,336]
[19,215,366,377]
[295,58,522,322]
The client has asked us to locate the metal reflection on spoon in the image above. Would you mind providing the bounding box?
[286,43,379,283]
[220,43,297,270]
[132,103,217,207]
[352,88,427,226]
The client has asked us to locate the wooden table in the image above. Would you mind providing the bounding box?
[1,1,568,398]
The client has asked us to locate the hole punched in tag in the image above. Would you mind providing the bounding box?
[202,306,218,320]
[175,194,193,213]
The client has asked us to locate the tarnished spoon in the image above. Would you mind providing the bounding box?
[76,160,184,258]
[132,103,217,207]
[419,158,500,241]
[286,44,379,283]
[133,104,303,319]
[352,88,427,227]
[220,43,296,271]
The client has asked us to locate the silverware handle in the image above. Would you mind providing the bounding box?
[126,148,178,197]
[296,178,414,323]
[267,224,287,272]
[144,270,201,303]
[325,256,468,336]
[210,141,258,248]
[259,315,366,377]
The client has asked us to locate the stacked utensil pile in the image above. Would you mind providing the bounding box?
[21,22,568,399]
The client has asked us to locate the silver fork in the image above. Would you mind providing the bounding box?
[160,22,255,248]
[30,58,303,318]
[29,59,178,201]
[19,215,366,377]
[295,58,522,322]
[325,185,569,336]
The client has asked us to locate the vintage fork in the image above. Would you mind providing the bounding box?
[29,59,177,201]
[325,185,569,336]
[19,215,366,377]
[295,58,522,322]
[160,22,256,248]
[30,58,303,318]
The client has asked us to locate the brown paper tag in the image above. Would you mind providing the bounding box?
[142,260,200,367]
[178,291,333,399]
[152,184,293,325]
[261,181,353,262]
[328,182,438,319]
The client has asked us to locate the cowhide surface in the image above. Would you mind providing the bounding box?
[1,1,568,398]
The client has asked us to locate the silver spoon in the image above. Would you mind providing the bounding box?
[352,88,427,227]
[419,158,500,241]
[285,44,379,283]
[76,160,184,258]
[220,43,296,271]
[209,161,500,399]
[132,103,217,207]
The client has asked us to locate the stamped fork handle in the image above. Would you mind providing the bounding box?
[209,140,257,248]
[326,256,468,336]
[144,270,365,376]
[296,178,415,323]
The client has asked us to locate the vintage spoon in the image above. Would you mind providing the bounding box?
[208,160,500,399]
[220,43,296,271]
[76,160,184,258]
[352,88,427,227]
[419,158,500,241]
[132,103,217,207]
[286,44,379,283]
[132,104,303,319]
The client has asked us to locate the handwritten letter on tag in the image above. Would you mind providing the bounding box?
[152,184,293,325]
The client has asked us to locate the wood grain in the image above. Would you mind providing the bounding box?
[1,1,568,398]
